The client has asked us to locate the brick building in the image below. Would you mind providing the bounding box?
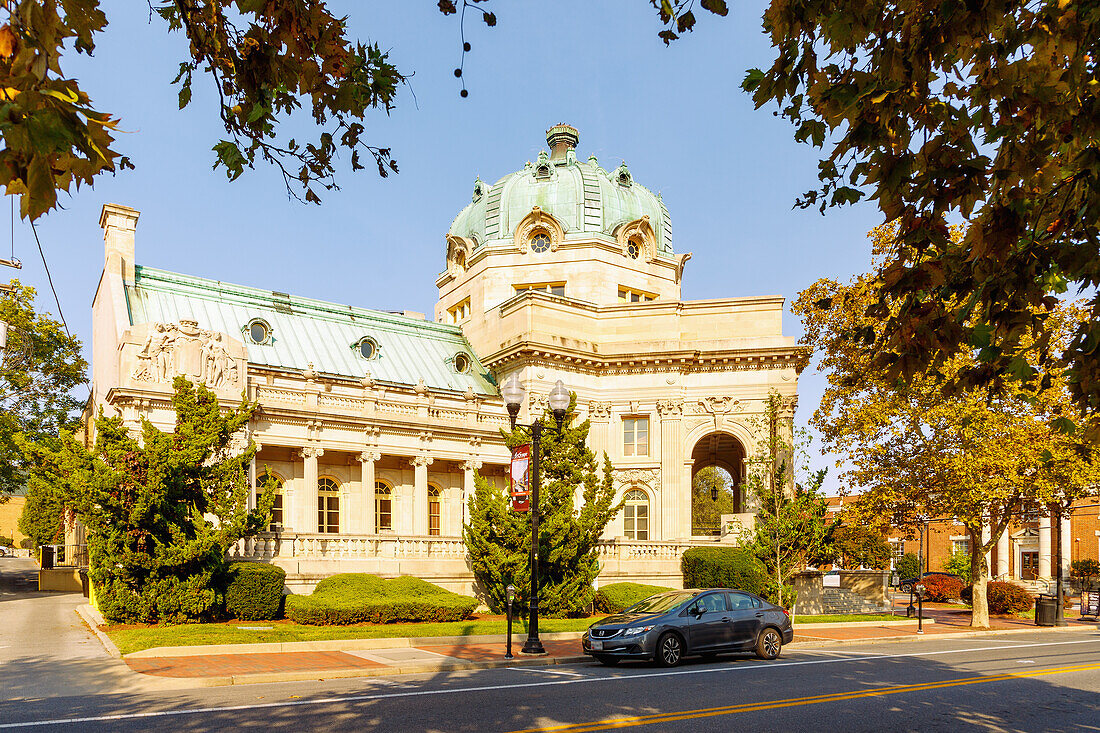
[826,496,1100,582]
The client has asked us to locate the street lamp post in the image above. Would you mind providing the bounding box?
[502,375,570,656]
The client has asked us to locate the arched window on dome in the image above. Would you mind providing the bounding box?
[623,489,649,540]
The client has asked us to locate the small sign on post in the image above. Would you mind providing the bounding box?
[510,444,531,512]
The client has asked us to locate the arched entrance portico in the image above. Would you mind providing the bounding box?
[690,433,746,536]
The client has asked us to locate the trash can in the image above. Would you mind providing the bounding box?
[40,545,55,570]
[1035,594,1058,626]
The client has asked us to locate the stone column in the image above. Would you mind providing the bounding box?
[462,460,482,534]
[1060,515,1072,579]
[299,447,323,533]
[1038,514,1052,579]
[358,451,380,535]
[411,456,433,536]
[982,524,991,576]
[996,531,1010,579]
[657,399,684,542]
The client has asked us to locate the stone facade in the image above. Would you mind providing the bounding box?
[87,126,804,595]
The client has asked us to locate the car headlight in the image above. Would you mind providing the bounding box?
[623,625,654,637]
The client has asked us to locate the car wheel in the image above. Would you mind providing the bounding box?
[593,655,619,667]
[655,632,683,668]
[755,627,783,660]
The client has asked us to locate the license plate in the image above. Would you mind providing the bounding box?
[590,640,603,651]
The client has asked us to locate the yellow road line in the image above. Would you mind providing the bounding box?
[508,661,1100,733]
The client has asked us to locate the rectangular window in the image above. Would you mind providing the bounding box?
[375,489,392,532]
[318,496,339,534]
[890,540,904,567]
[617,286,657,303]
[623,417,649,457]
[951,539,969,556]
[447,298,470,324]
[514,282,566,297]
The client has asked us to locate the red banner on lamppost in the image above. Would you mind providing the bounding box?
[510,444,531,512]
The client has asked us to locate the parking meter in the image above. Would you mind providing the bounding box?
[914,583,926,634]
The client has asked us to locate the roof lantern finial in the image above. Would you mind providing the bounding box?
[546,123,579,163]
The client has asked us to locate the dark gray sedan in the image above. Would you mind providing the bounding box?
[582,588,794,667]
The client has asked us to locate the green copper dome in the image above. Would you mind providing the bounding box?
[449,125,673,253]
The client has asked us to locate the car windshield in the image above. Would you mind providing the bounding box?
[625,592,697,614]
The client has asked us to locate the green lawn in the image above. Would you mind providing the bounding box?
[104,617,602,656]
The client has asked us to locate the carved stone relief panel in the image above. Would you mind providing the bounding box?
[588,401,612,420]
[127,320,247,390]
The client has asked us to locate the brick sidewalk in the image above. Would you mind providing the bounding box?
[121,614,1099,682]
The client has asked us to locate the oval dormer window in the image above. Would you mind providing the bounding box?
[627,241,641,259]
[453,353,471,374]
[530,232,551,253]
[247,319,271,345]
[357,337,378,360]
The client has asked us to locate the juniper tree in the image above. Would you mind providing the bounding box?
[464,394,620,616]
[27,377,276,623]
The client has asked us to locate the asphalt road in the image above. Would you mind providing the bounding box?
[3,633,1099,729]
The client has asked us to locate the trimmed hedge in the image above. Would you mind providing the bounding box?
[986,582,1034,614]
[225,562,286,621]
[593,582,673,614]
[285,574,478,625]
[920,574,964,602]
[681,547,766,595]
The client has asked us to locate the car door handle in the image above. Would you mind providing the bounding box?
[721,617,732,622]
[755,613,764,617]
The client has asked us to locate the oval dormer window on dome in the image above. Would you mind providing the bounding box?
[530,231,551,253]
[247,318,271,345]
[357,337,379,360]
[453,352,471,374]
[627,240,641,259]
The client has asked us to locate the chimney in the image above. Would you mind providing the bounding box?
[546,123,579,163]
[99,203,139,284]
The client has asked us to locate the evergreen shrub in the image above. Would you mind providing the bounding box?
[986,581,1034,615]
[681,547,766,594]
[919,574,964,602]
[895,553,920,581]
[225,562,286,621]
[285,574,478,625]
[593,582,673,613]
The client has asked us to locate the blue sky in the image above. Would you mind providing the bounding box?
[10,1,883,493]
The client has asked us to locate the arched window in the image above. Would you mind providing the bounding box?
[428,485,442,536]
[317,477,340,534]
[255,471,284,531]
[623,489,649,541]
[375,480,393,532]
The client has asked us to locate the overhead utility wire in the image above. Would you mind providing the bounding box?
[30,220,70,339]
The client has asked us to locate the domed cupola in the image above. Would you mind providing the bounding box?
[447,125,674,256]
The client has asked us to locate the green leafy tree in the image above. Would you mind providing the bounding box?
[831,525,891,571]
[733,0,1100,421]
[746,392,838,607]
[1071,559,1100,590]
[943,550,973,586]
[0,0,406,219]
[895,552,920,581]
[691,466,738,535]
[27,377,276,623]
[464,394,621,616]
[0,281,86,498]
[18,478,66,549]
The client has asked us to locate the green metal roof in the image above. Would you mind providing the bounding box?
[125,266,497,395]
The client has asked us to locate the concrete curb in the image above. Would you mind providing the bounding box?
[75,604,122,659]
[795,618,933,630]
[182,654,593,687]
[789,621,1099,649]
[125,623,1100,687]
[127,631,586,659]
